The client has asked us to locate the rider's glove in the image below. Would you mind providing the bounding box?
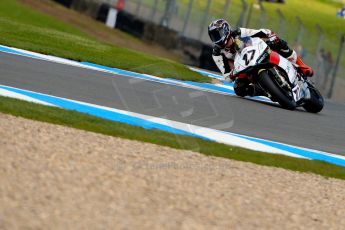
[267,32,280,46]
[223,70,236,83]
[231,27,241,38]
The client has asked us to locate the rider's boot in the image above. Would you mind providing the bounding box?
[296,55,313,77]
[287,50,313,77]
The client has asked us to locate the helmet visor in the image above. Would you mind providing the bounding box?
[209,24,230,46]
[209,28,226,44]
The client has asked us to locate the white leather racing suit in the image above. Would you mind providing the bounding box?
[212,27,298,97]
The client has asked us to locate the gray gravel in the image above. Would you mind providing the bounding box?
[1,113,345,230]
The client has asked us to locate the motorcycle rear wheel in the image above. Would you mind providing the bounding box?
[258,70,296,110]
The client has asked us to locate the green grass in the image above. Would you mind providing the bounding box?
[142,0,345,77]
[1,95,345,179]
[1,0,344,179]
[179,0,345,43]
[235,0,345,74]
[233,0,343,66]
[261,0,345,68]
[0,0,208,82]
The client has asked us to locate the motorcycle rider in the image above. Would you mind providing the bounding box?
[208,19,313,97]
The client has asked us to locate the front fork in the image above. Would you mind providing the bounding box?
[292,75,311,104]
[267,66,309,104]
[271,52,312,103]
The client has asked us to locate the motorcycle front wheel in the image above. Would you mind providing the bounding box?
[257,70,297,110]
[302,83,324,113]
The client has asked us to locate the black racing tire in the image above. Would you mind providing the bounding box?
[257,70,296,110]
[302,85,324,113]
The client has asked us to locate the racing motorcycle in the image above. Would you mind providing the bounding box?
[232,37,324,113]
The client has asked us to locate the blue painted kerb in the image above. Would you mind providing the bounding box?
[0,45,344,167]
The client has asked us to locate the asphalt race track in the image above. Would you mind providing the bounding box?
[0,52,344,156]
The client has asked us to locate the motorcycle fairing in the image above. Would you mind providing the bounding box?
[233,37,268,74]
[272,52,298,85]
